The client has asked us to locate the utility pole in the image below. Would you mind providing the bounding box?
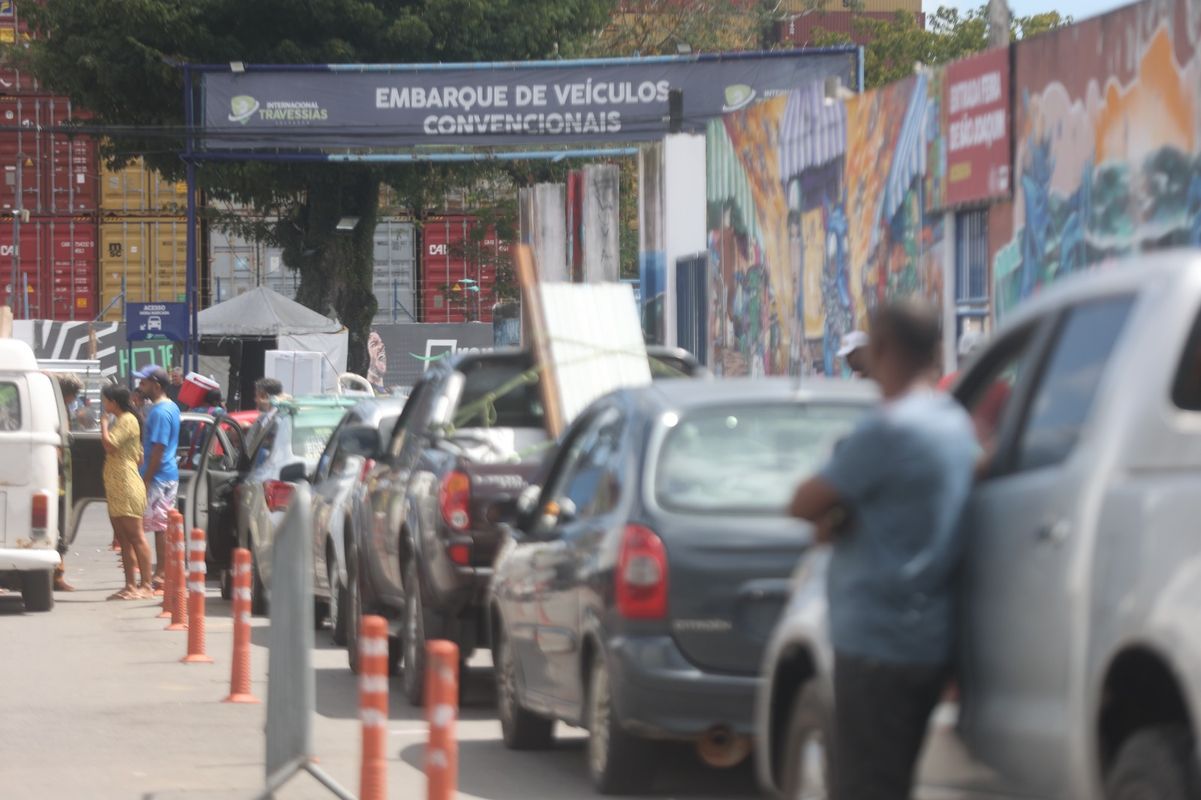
[988,0,1012,48]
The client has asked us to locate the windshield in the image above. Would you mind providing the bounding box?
[454,358,544,429]
[654,402,864,515]
[291,409,348,466]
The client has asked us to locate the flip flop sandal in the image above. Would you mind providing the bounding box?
[107,589,136,601]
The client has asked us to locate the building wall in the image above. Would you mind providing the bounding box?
[706,74,946,377]
[995,0,1201,318]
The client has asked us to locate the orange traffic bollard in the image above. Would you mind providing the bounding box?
[359,615,389,800]
[165,512,188,631]
[425,640,459,800]
[157,518,177,619]
[181,528,213,664]
[223,548,259,703]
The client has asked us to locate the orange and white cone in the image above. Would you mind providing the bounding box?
[181,527,212,664]
[426,640,459,800]
[359,615,389,800]
[165,512,188,631]
[223,548,259,703]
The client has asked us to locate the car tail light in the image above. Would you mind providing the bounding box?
[31,492,49,536]
[264,480,295,513]
[448,543,471,565]
[616,524,668,620]
[439,470,471,532]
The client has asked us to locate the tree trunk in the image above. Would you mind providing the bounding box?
[278,167,380,376]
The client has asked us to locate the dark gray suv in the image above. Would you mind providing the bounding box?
[489,377,873,794]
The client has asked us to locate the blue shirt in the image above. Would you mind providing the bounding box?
[141,397,180,484]
[820,390,978,665]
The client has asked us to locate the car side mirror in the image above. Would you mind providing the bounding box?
[338,424,382,459]
[549,497,577,525]
[516,484,540,516]
[280,462,308,483]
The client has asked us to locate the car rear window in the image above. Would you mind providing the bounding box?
[292,410,347,465]
[0,381,20,431]
[654,402,864,514]
[455,358,544,429]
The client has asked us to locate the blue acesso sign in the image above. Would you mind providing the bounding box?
[126,302,189,343]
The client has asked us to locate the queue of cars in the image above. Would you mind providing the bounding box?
[183,254,1201,799]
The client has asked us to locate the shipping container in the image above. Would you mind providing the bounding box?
[206,214,416,323]
[208,218,286,305]
[776,0,919,14]
[0,5,38,94]
[100,158,188,215]
[373,218,417,323]
[0,214,97,320]
[420,215,507,324]
[98,217,194,321]
[775,9,924,46]
[0,95,98,214]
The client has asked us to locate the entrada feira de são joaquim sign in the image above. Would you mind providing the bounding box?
[942,47,1011,207]
[200,52,857,150]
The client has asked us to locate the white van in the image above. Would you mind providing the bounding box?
[0,338,69,611]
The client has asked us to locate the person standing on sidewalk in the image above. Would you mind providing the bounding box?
[790,301,978,800]
[134,365,181,591]
[100,385,154,599]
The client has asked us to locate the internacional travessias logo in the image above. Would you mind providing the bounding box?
[228,95,260,124]
[228,94,330,126]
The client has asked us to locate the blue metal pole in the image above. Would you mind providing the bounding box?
[184,65,198,373]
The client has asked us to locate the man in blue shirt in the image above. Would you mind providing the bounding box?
[791,301,978,800]
[135,365,181,590]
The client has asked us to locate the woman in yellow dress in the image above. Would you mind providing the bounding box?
[100,385,153,600]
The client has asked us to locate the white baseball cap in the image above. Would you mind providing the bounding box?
[958,329,985,358]
[836,330,869,358]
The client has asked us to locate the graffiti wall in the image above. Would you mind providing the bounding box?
[996,0,1201,317]
[706,76,947,376]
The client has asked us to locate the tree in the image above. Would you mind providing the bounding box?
[811,5,1070,88]
[17,0,615,372]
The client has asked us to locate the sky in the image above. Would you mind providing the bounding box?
[923,0,1130,20]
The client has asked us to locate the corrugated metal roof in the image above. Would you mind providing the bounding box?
[777,0,919,14]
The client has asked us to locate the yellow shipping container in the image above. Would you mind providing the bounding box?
[100,158,189,215]
[98,217,196,321]
[777,0,919,14]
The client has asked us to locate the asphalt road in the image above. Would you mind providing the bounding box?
[0,507,761,800]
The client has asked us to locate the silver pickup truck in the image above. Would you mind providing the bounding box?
[757,250,1201,800]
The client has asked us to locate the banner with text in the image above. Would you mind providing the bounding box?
[941,47,1011,208]
[200,52,856,150]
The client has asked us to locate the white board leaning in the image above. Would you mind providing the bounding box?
[537,282,651,426]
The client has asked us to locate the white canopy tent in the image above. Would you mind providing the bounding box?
[197,287,348,401]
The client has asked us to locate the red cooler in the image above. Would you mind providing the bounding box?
[179,373,220,408]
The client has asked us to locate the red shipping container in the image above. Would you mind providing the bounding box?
[420,215,507,324]
[0,95,99,214]
[775,10,924,47]
[0,214,97,320]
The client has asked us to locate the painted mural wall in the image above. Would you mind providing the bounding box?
[996,0,1201,317]
[706,76,947,377]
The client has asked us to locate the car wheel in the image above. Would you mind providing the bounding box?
[779,682,832,800]
[496,626,554,750]
[1105,726,1201,800]
[250,548,268,617]
[587,649,654,795]
[401,559,427,707]
[329,557,350,647]
[346,544,362,675]
[21,570,54,612]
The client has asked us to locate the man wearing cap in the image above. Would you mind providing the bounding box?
[837,330,871,378]
[134,365,181,590]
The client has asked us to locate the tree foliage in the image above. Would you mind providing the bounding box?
[811,5,1070,88]
[16,0,615,371]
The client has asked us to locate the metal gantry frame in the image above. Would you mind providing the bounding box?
[178,47,863,372]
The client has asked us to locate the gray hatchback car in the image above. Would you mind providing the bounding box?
[490,377,874,794]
